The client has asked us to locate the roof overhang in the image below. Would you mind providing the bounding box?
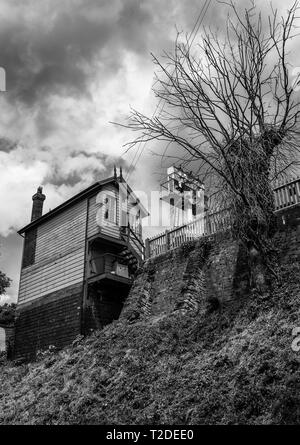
[118,181,149,218]
[18,176,149,235]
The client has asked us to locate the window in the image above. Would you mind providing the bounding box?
[103,195,117,224]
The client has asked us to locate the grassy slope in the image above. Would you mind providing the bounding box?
[0,263,299,425]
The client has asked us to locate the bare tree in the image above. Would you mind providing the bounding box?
[121,1,300,288]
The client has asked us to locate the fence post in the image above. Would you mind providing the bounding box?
[165,229,170,251]
[145,238,150,259]
[204,212,209,235]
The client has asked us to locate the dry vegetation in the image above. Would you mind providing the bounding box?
[0,262,299,425]
[0,303,16,326]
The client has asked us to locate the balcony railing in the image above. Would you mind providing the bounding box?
[120,224,145,260]
[89,253,130,279]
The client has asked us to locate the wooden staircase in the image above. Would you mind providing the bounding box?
[119,247,139,273]
[119,223,145,270]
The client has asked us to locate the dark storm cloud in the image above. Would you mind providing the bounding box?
[0,0,283,110]
[117,0,153,54]
[0,137,17,152]
[43,150,133,187]
[0,0,157,106]
[0,0,226,109]
[44,170,84,188]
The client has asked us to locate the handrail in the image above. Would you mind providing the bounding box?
[120,224,145,260]
[128,225,144,248]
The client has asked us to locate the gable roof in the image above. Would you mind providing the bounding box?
[18,176,149,235]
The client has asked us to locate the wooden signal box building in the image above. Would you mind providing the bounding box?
[14,169,148,360]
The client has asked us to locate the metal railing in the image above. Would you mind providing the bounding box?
[120,223,145,260]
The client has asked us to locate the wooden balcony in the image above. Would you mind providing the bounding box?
[87,253,133,286]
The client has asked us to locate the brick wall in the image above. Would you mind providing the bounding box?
[84,285,126,334]
[204,234,241,306]
[274,206,300,263]
[22,228,37,268]
[121,205,300,321]
[13,283,83,361]
[5,326,15,359]
[120,247,190,321]
[121,234,239,320]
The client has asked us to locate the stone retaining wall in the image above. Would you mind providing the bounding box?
[121,205,300,321]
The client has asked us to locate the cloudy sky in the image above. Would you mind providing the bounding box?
[0,0,299,304]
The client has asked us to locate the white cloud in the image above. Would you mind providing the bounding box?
[0,143,116,236]
[0,148,49,236]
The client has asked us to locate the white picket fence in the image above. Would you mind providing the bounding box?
[146,178,300,259]
[146,208,231,258]
[273,177,300,210]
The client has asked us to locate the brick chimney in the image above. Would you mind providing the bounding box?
[31,186,46,222]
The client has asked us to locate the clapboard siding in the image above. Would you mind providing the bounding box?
[87,184,120,239]
[20,247,84,281]
[87,185,144,253]
[35,200,87,263]
[17,181,144,307]
[20,265,83,293]
[18,248,84,304]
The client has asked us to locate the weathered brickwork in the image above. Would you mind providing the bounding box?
[22,228,37,268]
[122,205,300,321]
[84,285,127,333]
[5,326,15,359]
[13,283,83,361]
[120,248,190,321]
[119,269,152,322]
[150,249,189,315]
[274,206,300,263]
[204,234,240,306]
[175,240,211,313]
[122,234,240,320]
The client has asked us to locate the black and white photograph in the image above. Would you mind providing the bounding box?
[0,0,299,430]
